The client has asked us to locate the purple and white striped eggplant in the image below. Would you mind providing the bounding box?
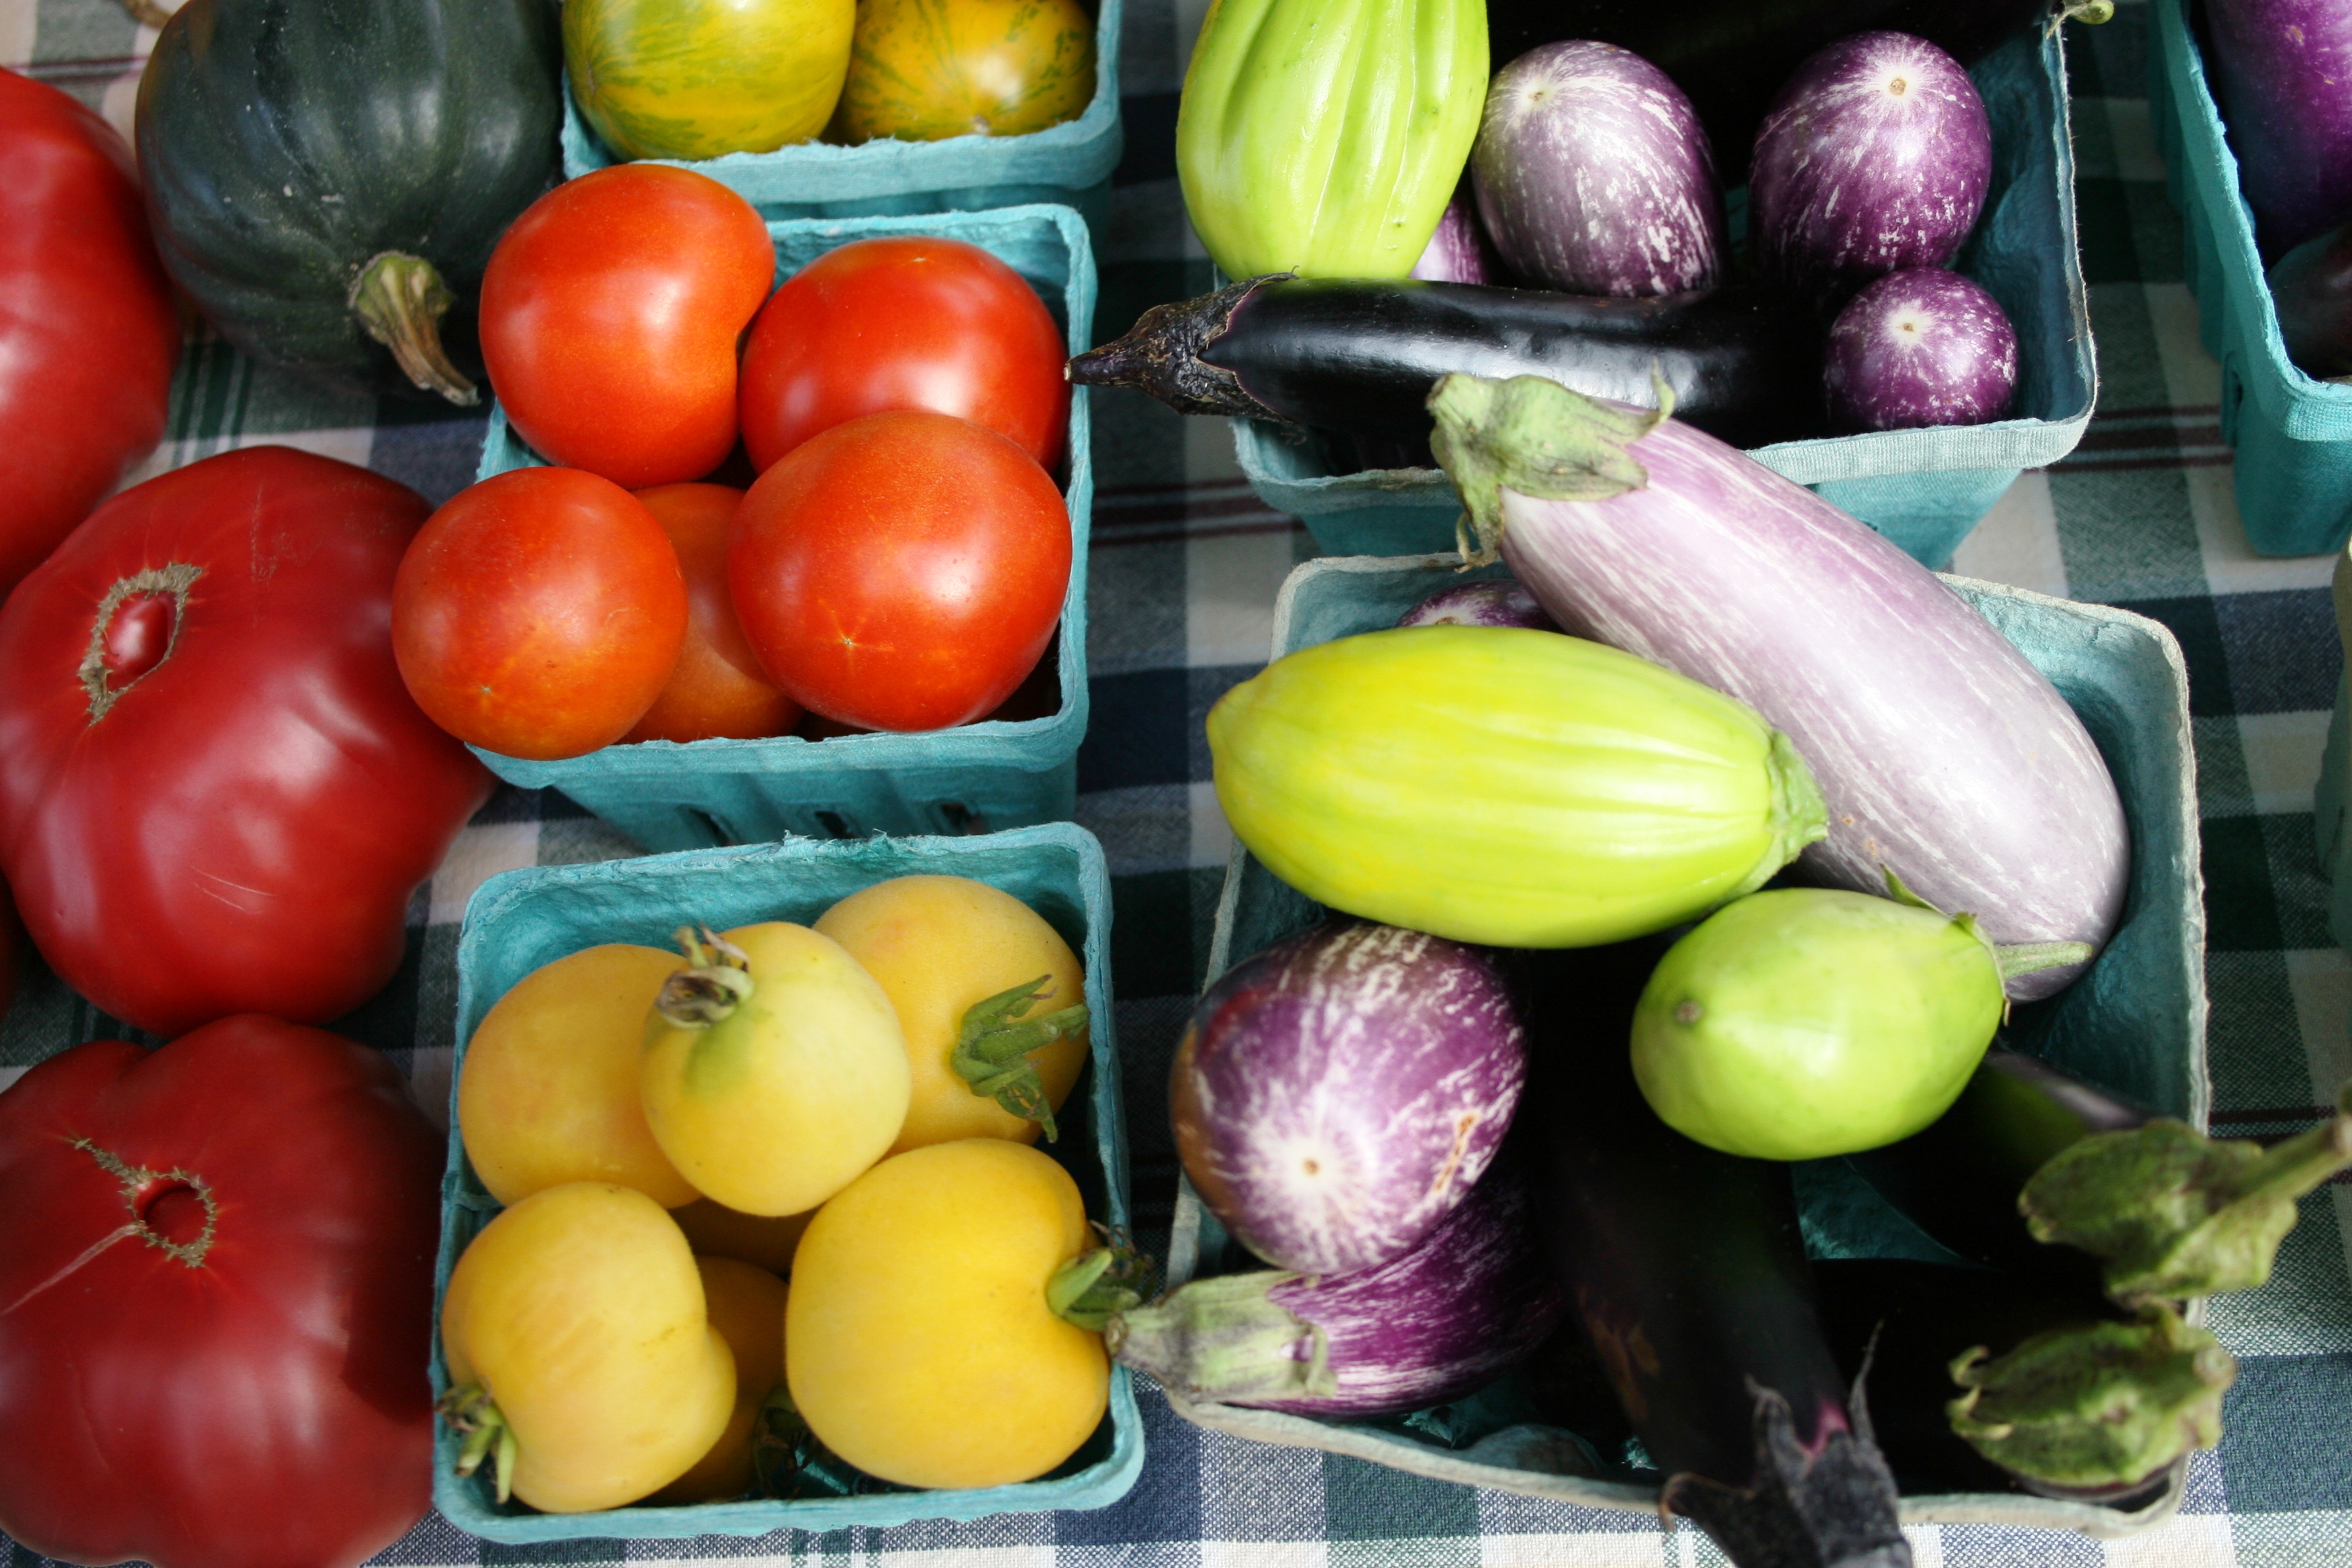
[1110,1159,1565,1417]
[1410,181,1506,285]
[1471,40,1726,297]
[1427,373,2128,1001]
[1824,267,2018,431]
[1752,32,1992,306]
[1171,919,1525,1275]
[1395,579,1559,631]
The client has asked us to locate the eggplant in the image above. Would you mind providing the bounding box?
[1395,580,1559,631]
[1516,942,1910,1568]
[2267,219,2352,379]
[1171,919,1526,1275]
[1825,268,2018,431]
[1751,32,1994,307]
[1426,372,2128,1000]
[2204,0,2352,254]
[1410,184,1506,287]
[1109,1158,1565,1417]
[1471,42,1726,297]
[1066,276,1827,450]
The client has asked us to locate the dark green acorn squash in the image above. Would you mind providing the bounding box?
[134,0,562,405]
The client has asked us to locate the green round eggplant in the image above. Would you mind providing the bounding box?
[1630,887,2005,1161]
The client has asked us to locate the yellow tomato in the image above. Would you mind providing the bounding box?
[832,0,1095,143]
[567,0,855,160]
[814,874,1087,1155]
[458,944,698,1209]
[785,1139,1108,1488]
[650,1257,790,1504]
[440,1183,735,1513]
[640,922,911,1216]
[672,1197,815,1274]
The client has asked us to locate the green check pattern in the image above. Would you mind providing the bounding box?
[3,0,2347,1562]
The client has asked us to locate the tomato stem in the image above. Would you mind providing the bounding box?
[1048,1224,1155,1332]
[79,563,202,724]
[656,924,754,1026]
[437,1383,519,1504]
[72,1137,215,1266]
[951,974,1087,1140]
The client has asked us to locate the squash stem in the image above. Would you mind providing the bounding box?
[350,252,479,407]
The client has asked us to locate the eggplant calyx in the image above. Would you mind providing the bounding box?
[1735,730,1830,897]
[951,974,1088,1141]
[350,252,479,407]
[2020,1081,2352,1304]
[1101,1269,1336,1404]
[1050,1225,1157,1332]
[654,924,754,1027]
[438,1383,521,1504]
[1945,1304,2234,1489]
[1426,371,1667,568]
[1879,867,2094,1006]
[2049,0,2116,36]
[1065,276,1284,419]
[1661,1379,1910,1568]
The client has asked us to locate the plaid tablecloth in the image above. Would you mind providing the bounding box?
[5,0,2349,1563]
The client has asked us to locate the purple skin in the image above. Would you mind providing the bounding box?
[1751,31,1993,307]
[2267,218,2352,378]
[1395,579,1559,631]
[1170,920,1526,1276]
[1825,267,2018,430]
[1409,183,1506,286]
[1490,420,2126,1000]
[1110,1163,1567,1418]
[2206,0,2352,255]
[1471,40,1727,297]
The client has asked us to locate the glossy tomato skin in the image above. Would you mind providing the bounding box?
[0,447,491,1038]
[394,465,689,760]
[479,164,773,487]
[0,1016,442,1568]
[738,235,1069,473]
[623,482,801,742]
[731,409,1070,731]
[0,68,181,601]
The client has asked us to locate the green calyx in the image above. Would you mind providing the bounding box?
[655,924,754,1028]
[1879,866,2095,1012]
[2051,0,2116,34]
[1048,1226,1157,1332]
[1099,1270,1336,1406]
[349,251,479,407]
[1736,728,1830,897]
[1426,371,1671,568]
[2021,1081,2352,1304]
[438,1383,520,1504]
[951,974,1087,1141]
[1947,1305,2235,1490]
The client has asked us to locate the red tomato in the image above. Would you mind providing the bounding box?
[479,165,773,488]
[623,483,802,743]
[738,235,1069,473]
[0,68,181,600]
[393,466,689,760]
[730,409,1069,731]
[0,1015,442,1568]
[0,446,491,1038]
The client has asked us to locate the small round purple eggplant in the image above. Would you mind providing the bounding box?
[2267,218,2352,379]
[1171,919,1526,1275]
[1410,181,1506,286]
[1752,31,1993,306]
[1471,40,1727,297]
[1395,579,1559,632]
[1824,268,2018,430]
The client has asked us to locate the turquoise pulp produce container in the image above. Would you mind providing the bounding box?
[473,203,1094,850]
[431,823,1140,1542]
[1232,24,2096,569]
[558,0,1122,224]
[1166,552,2204,1537]
[2148,0,2352,557]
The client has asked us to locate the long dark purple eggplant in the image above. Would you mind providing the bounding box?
[1812,1259,2232,1502]
[1065,275,1828,451]
[1515,943,1910,1568]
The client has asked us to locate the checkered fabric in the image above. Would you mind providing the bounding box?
[3,0,2347,1563]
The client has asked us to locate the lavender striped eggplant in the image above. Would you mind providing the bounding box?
[1171,919,1526,1275]
[1109,1159,1565,1416]
[1824,267,2018,430]
[1472,41,1727,297]
[2205,0,2352,253]
[1752,32,1992,305]
[1410,181,1506,285]
[1428,373,2128,1000]
[1395,579,1559,631]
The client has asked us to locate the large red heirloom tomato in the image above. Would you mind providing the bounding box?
[0,446,493,1036]
[0,1015,443,1568]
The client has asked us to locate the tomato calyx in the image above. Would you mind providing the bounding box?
[1045,1223,1155,1332]
[80,562,202,722]
[72,1136,218,1266]
[437,1383,521,1503]
[950,974,1087,1142]
[654,924,754,1027]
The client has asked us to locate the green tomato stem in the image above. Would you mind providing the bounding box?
[950,974,1088,1140]
[655,924,754,1027]
[436,1383,519,1504]
[1048,1226,1156,1332]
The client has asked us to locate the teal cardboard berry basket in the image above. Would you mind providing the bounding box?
[1163,552,2204,1538]
[473,203,1094,851]
[558,0,1122,225]
[430,822,1140,1542]
[1232,23,2096,570]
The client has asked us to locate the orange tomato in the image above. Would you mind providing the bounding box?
[622,483,801,743]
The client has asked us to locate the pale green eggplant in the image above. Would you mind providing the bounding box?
[1175,0,1486,281]
[1204,625,1827,947]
